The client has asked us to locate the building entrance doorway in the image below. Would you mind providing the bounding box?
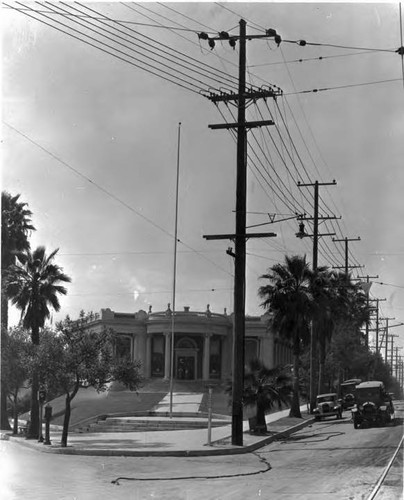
[176,355,195,380]
[175,337,198,380]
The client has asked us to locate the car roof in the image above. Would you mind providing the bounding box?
[340,379,362,385]
[317,393,337,398]
[355,381,384,389]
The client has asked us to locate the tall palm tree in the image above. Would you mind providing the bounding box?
[7,246,71,438]
[258,255,313,418]
[1,191,35,430]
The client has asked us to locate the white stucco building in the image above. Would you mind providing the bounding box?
[86,304,293,381]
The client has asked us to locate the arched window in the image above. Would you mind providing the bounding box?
[176,337,197,349]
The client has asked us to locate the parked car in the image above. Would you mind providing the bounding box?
[313,393,343,420]
[340,378,362,409]
[351,381,395,429]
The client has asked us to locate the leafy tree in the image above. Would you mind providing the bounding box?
[242,359,292,432]
[2,326,32,434]
[258,255,313,418]
[1,191,35,430]
[7,246,71,438]
[314,270,368,393]
[320,273,370,391]
[34,314,143,447]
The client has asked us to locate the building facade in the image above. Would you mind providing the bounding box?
[87,304,293,381]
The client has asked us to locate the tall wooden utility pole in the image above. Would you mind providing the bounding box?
[332,236,362,276]
[296,180,338,410]
[201,20,282,446]
[369,298,386,353]
[353,275,378,347]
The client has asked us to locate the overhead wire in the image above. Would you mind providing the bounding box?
[47,1,237,93]
[284,78,402,95]
[6,1,204,95]
[4,121,234,279]
[1,4,204,32]
[124,1,248,89]
[283,38,396,53]
[248,50,387,67]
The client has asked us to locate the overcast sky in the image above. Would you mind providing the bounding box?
[2,2,404,352]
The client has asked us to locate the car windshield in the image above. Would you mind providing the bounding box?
[317,396,335,404]
[355,388,381,404]
[341,384,356,396]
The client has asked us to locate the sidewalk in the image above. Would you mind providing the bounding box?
[1,403,315,457]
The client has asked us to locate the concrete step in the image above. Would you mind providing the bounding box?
[81,417,230,433]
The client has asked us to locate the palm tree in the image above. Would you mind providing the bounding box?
[7,246,71,438]
[1,191,35,430]
[258,255,313,418]
[243,359,292,433]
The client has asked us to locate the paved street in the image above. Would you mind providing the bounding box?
[1,408,403,500]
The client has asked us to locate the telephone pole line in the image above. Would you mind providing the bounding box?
[201,20,282,446]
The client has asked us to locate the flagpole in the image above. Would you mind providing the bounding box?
[169,122,181,418]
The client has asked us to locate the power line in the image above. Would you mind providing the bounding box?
[285,78,402,95]
[43,1,230,92]
[2,4,205,32]
[375,282,404,290]
[6,2,204,95]
[283,38,396,53]
[68,287,233,297]
[248,50,385,67]
[4,121,234,278]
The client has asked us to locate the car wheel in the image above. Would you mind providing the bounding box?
[354,421,360,429]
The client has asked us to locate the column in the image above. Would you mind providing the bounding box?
[132,334,137,361]
[164,332,171,379]
[145,335,152,378]
[203,333,212,380]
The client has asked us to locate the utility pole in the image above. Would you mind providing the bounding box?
[368,298,386,353]
[383,318,395,366]
[332,237,362,276]
[201,21,282,446]
[395,347,403,379]
[353,275,378,347]
[296,180,338,410]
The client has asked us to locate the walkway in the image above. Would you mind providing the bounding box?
[1,398,314,457]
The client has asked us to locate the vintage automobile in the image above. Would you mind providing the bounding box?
[313,393,343,420]
[340,378,362,410]
[351,381,395,429]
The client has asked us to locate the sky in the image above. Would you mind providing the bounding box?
[2,2,404,356]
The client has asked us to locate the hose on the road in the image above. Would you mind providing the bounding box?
[111,451,271,485]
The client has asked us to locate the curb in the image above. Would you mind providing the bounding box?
[1,417,315,457]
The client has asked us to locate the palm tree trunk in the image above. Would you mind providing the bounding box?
[27,325,40,439]
[289,352,302,418]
